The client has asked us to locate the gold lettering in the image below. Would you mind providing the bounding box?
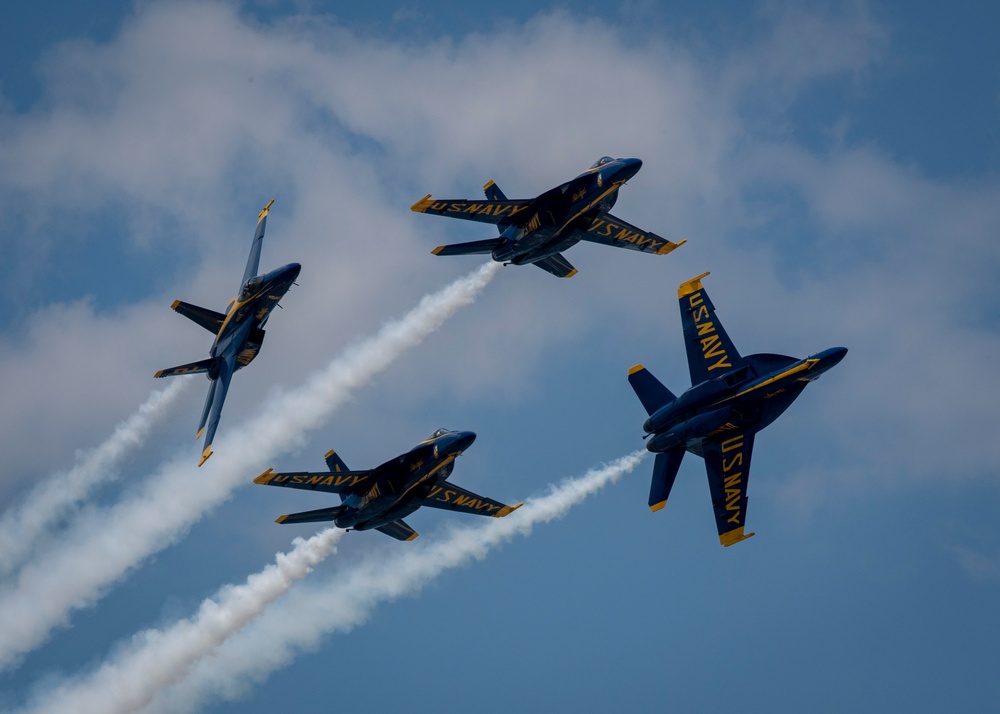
[449,203,465,212]
[509,204,530,217]
[431,201,448,211]
[727,513,741,525]
[696,321,715,337]
[463,204,481,214]
[291,475,305,484]
[689,293,704,308]
[724,472,742,489]
[725,489,741,507]
[721,436,744,452]
[321,476,336,486]
[454,495,471,507]
[589,219,604,233]
[707,356,733,371]
[693,304,709,322]
[722,453,743,472]
[307,475,323,485]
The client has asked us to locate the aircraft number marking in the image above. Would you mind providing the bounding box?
[587,219,664,252]
[720,435,745,525]
[426,485,503,514]
[688,292,733,372]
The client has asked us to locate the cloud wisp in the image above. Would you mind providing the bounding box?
[141,450,647,714]
[20,528,344,714]
[0,261,500,671]
[0,378,191,577]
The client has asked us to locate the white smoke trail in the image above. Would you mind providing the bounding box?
[20,528,344,714]
[0,379,190,577]
[140,450,647,714]
[0,262,499,671]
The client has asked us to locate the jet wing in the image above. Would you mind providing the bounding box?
[703,432,756,547]
[411,194,532,226]
[416,482,522,518]
[198,350,237,466]
[253,468,373,494]
[375,519,419,541]
[578,213,685,255]
[241,199,274,287]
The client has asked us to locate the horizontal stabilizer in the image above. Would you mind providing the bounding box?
[171,300,226,334]
[254,468,373,494]
[628,364,676,415]
[275,505,347,525]
[431,238,503,256]
[375,519,419,541]
[532,253,577,278]
[649,450,684,511]
[483,179,509,202]
[154,358,214,379]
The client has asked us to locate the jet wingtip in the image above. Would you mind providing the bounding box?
[154,369,166,378]
[406,531,420,541]
[678,271,711,298]
[495,502,523,518]
[257,199,275,222]
[628,363,645,376]
[431,246,445,255]
[170,299,181,310]
[253,468,275,485]
[657,238,687,255]
[275,514,289,524]
[411,194,434,213]
[650,500,667,512]
[719,528,756,547]
[564,268,578,278]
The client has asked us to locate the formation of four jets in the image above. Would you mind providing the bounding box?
[155,157,846,545]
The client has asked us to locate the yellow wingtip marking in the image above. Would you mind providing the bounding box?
[324,449,336,459]
[678,271,711,298]
[657,238,687,255]
[720,527,756,547]
[154,370,166,378]
[431,246,445,255]
[257,198,275,222]
[483,179,496,190]
[406,532,419,541]
[275,514,289,524]
[170,299,181,310]
[253,468,275,485]
[650,500,667,512]
[628,363,645,375]
[198,446,213,467]
[196,427,205,439]
[495,502,523,518]
[411,194,434,212]
[564,269,578,278]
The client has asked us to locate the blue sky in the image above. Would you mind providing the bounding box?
[0,1,998,712]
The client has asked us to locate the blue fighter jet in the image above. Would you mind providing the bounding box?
[627,272,847,546]
[155,200,300,466]
[253,429,522,541]
[411,157,685,277]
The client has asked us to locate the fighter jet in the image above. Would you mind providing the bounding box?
[411,157,685,278]
[253,429,522,541]
[627,272,847,546]
[155,200,300,466]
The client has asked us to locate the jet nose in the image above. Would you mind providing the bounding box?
[451,431,477,453]
[279,262,301,282]
[616,157,643,182]
[815,346,848,371]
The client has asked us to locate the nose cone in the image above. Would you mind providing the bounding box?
[813,346,848,374]
[451,430,477,454]
[615,157,643,183]
[278,262,301,282]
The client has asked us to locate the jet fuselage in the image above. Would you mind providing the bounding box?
[492,157,643,265]
[642,346,848,453]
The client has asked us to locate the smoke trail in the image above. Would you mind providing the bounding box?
[0,379,190,577]
[0,262,499,671]
[140,450,647,714]
[20,528,343,714]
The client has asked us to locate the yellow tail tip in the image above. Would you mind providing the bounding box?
[275,514,288,524]
[564,269,578,278]
[253,468,275,485]
[650,501,667,512]
[678,271,711,298]
[406,532,420,541]
[258,199,275,221]
[411,194,434,212]
[496,502,523,518]
[431,246,445,255]
[628,364,645,375]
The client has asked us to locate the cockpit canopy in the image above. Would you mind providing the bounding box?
[239,276,263,301]
[589,156,615,169]
[430,428,451,439]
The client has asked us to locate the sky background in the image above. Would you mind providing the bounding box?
[1,1,999,711]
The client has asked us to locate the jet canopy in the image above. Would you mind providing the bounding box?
[589,156,615,169]
[239,276,263,301]
[430,427,451,438]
